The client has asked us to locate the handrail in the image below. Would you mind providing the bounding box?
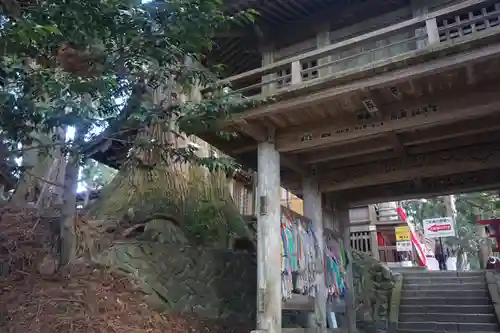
[218,0,495,85]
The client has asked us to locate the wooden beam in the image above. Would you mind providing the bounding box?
[282,294,314,312]
[346,129,500,169]
[399,116,500,146]
[387,132,406,156]
[302,118,500,167]
[338,168,500,206]
[301,137,393,165]
[466,63,476,85]
[235,119,267,141]
[320,141,500,192]
[276,88,500,152]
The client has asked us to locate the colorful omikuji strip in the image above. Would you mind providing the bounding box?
[280,213,346,301]
[324,247,346,300]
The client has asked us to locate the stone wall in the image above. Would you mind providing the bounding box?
[95,243,256,324]
[90,238,395,329]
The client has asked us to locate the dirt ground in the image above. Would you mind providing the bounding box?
[0,203,251,333]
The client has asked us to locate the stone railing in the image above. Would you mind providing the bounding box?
[485,270,500,322]
[216,0,500,98]
[352,251,397,329]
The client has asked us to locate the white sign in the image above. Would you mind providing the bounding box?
[396,240,412,252]
[423,217,455,238]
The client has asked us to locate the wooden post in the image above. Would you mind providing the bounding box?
[261,45,276,96]
[316,24,331,78]
[290,61,302,85]
[339,203,356,333]
[302,174,327,333]
[256,138,281,333]
[412,1,429,49]
[368,205,380,260]
[426,18,440,45]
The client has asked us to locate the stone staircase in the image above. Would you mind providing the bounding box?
[397,271,500,333]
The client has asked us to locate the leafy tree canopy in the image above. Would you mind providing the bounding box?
[0,0,257,171]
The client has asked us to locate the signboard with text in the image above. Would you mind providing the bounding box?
[423,217,455,238]
[395,226,410,241]
[396,240,412,252]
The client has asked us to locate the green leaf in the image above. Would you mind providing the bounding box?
[36,24,63,35]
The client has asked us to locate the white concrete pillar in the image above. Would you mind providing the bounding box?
[339,203,356,333]
[302,175,327,332]
[256,140,281,333]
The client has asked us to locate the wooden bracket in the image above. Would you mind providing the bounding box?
[310,165,318,176]
[266,125,276,144]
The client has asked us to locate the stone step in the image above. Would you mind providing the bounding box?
[400,304,494,314]
[279,329,341,333]
[396,329,499,333]
[402,289,488,298]
[403,282,486,290]
[397,321,499,332]
[402,271,485,277]
[403,276,485,285]
[399,312,497,324]
[401,296,490,306]
[391,266,428,273]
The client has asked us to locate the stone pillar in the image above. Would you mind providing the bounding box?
[302,174,327,333]
[339,203,356,333]
[256,138,281,333]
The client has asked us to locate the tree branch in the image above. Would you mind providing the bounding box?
[24,169,65,188]
[80,81,146,158]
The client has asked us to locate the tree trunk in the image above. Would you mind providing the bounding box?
[12,128,65,204]
[84,121,253,248]
[60,154,79,266]
[83,187,91,207]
